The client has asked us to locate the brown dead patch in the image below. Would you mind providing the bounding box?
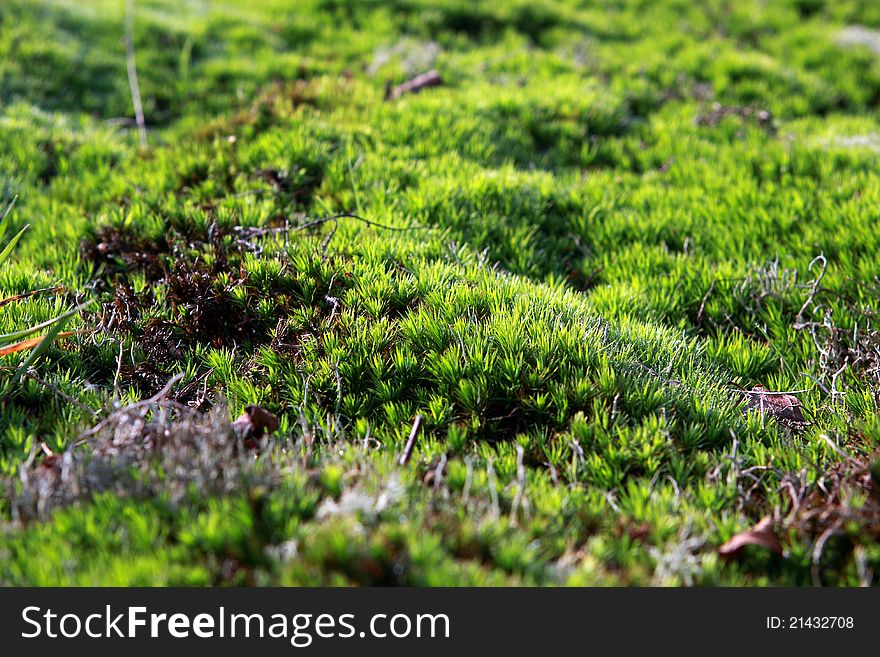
[134,264,281,365]
[167,265,254,343]
[80,225,167,281]
[100,283,145,333]
[85,221,275,361]
[81,206,351,408]
[790,446,880,542]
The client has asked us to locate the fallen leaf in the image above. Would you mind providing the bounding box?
[743,385,805,423]
[0,331,76,357]
[386,69,443,100]
[233,405,280,445]
[718,517,783,558]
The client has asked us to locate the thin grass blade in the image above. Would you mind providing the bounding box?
[0,224,29,266]
[0,299,93,345]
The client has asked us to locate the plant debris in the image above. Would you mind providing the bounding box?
[8,398,280,522]
[80,225,167,282]
[85,221,298,376]
[0,285,64,308]
[233,404,280,445]
[398,414,424,466]
[695,103,775,133]
[787,443,880,577]
[718,517,783,558]
[386,69,443,100]
[742,386,805,424]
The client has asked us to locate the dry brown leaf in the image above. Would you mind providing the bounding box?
[743,385,805,423]
[232,405,280,446]
[386,70,443,100]
[718,516,783,558]
[0,331,76,357]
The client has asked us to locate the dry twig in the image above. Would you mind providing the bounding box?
[386,70,443,100]
[124,0,148,148]
[399,414,424,466]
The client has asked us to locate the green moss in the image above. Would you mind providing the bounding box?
[1,0,879,586]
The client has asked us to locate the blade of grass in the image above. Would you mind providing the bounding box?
[0,300,93,344]
[0,195,18,241]
[0,331,77,357]
[2,314,76,399]
[0,224,29,266]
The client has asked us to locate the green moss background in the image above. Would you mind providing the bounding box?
[1,0,879,585]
